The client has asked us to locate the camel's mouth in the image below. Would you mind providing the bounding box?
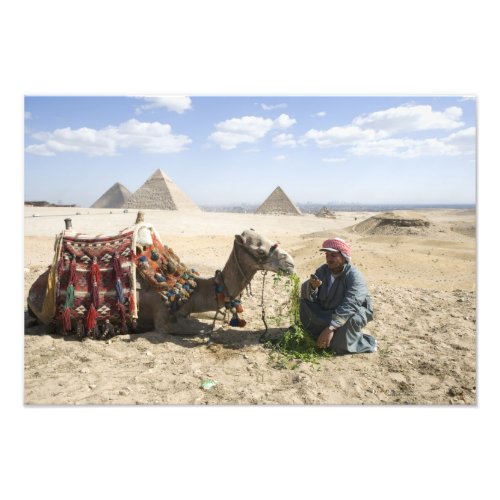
[280,262,295,275]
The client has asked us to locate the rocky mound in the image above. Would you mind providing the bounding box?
[350,211,431,235]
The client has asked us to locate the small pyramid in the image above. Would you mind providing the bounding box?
[315,206,336,218]
[90,182,132,208]
[123,169,200,211]
[255,186,302,216]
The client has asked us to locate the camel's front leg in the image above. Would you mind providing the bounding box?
[153,306,170,334]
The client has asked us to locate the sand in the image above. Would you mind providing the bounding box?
[23,207,476,405]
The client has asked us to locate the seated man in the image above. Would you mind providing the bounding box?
[300,237,377,354]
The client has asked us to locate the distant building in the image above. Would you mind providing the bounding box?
[24,201,76,207]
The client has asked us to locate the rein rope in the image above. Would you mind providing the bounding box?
[259,270,269,342]
[210,239,279,334]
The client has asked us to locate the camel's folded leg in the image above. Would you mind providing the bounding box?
[153,307,170,334]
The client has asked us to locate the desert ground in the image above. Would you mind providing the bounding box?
[23,206,476,405]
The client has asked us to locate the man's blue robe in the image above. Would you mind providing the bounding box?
[300,262,377,354]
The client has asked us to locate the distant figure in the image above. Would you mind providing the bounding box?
[300,238,377,354]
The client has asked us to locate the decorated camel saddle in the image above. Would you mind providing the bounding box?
[28,213,199,339]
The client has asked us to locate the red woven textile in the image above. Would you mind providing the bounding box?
[56,230,135,325]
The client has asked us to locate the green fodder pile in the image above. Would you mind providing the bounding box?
[266,273,329,367]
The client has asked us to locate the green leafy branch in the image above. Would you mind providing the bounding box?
[266,272,329,367]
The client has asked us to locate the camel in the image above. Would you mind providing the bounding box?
[27,227,295,336]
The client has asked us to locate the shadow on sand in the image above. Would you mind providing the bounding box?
[24,309,286,350]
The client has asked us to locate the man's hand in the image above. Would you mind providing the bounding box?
[317,326,334,349]
[309,274,322,289]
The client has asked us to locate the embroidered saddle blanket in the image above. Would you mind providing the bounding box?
[29,222,198,336]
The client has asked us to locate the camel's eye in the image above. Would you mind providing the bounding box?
[257,248,266,256]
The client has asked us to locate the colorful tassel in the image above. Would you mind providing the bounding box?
[117,302,127,330]
[62,307,72,332]
[68,257,77,285]
[61,281,75,333]
[90,257,101,308]
[91,281,99,308]
[64,283,75,308]
[115,278,125,304]
[112,252,123,280]
[231,300,243,313]
[90,256,101,284]
[128,292,135,315]
[85,303,97,330]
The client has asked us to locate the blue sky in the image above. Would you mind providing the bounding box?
[24,96,476,207]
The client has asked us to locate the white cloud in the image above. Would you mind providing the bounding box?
[261,103,288,110]
[272,133,297,148]
[300,104,472,159]
[312,111,326,117]
[209,114,296,150]
[300,125,386,148]
[25,144,55,156]
[135,96,192,114]
[443,127,476,155]
[25,119,191,156]
[352,104,464,134]
[348,128,476,158]
[273,155,286,161]
[274,113,296,129]
[25,111,32,119]
[322,157,346,163]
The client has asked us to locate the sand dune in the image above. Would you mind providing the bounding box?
[24,207,476,405]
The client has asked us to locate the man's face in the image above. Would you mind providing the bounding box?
[325,250,345,272]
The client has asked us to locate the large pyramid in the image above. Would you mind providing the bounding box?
[123,169,200,211]
[255,186,302,215]
[90,182,132,208]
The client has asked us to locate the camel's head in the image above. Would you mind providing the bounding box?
[234,229,295,275]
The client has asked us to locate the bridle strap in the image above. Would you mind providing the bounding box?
[231,244,252,288]
[233,239,279,265]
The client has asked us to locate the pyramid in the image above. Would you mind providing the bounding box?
[90,182,132,208]
[315,206,336,218]
[123,169,200,211]
[255,186,302,215]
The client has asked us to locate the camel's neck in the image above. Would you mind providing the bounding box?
[221,246,257,299]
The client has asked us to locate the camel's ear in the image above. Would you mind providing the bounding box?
[235,234,245,245]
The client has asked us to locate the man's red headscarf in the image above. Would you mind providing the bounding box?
[320,238,351,261]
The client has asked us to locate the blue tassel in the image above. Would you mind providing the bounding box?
[115,278,125,304]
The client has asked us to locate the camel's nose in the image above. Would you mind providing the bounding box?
[281,257,295,273]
